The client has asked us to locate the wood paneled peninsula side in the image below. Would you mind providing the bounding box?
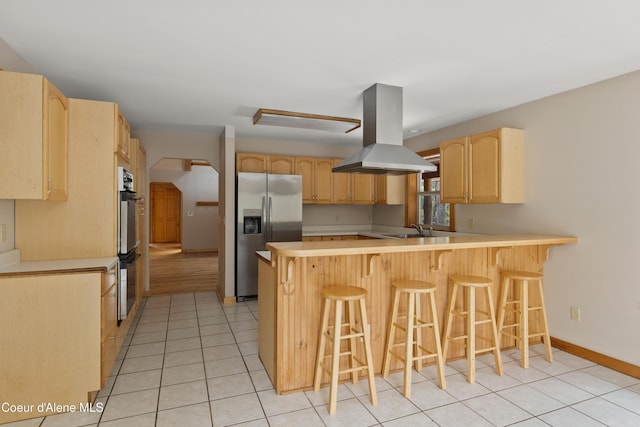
[258,234,577,394]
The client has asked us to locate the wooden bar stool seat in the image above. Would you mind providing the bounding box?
[313,285,377,415]
[442,275,503,384]
[382,280,446,397]
[497,271,552,368]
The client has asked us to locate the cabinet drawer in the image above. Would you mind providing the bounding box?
[101,331,122,386]
[102,265,117,294]
[101,284,117,339]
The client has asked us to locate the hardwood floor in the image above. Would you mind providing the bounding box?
[149,243,218,295]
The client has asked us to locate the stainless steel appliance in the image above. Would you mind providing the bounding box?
[333,83,437,175]
[117,167,138,323]
[236,172,302,300]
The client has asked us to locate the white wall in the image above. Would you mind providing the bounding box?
[236,137,355,159]
[405,70,640,365]
[219,127,236,300]
[149,160,219,251]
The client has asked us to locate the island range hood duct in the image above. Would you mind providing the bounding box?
[332,83,437,175]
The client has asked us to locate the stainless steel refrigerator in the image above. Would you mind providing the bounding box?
[236,172,302,300]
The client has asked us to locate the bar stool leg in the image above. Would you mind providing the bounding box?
[428,290,446,389]
[358,298,377,405]
[521,280,529,368]
[496,275,510,349]
[403,292,416,397]
[328,300,343,415]
[382,287,400,377]
[442,282,458,361]
[314,297,331,392]
[347,300,359,383]
[414,293,423,372]
[467,286,476,383]
[515,278,523,354]
[537,279,553,363]
[485,286,503,376]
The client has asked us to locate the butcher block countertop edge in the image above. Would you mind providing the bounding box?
[266,234,577,257]
[0,256,118,278]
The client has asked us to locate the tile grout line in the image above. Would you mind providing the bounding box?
[33,291,637,427]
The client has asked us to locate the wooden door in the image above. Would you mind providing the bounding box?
[332,159,351,204]
[151,183,182,243]
[294,157,315,204]
[116,108,130,162]
[440,137,468,203]
[314,158,334,204]
[45,81,68,200]
[267,155,295,174]
[352,174,374,204]
[468,131,500,203]
[236,153,266,173]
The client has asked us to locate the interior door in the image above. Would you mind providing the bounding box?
[150,183,182,243]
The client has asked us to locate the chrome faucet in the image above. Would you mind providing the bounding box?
[410,224,433,237]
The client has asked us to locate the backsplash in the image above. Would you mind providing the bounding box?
[303,204,373,226]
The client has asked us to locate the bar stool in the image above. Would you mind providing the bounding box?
[313,285,377,415]
[382,280,446,397]
[497,271,552,368]
[442,275,503,383]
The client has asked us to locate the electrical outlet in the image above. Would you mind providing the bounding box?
[468,218,474,229]
[570,306,581,321]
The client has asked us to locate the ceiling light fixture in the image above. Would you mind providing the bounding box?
[253,108,361,133]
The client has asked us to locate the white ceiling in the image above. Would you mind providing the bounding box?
[2,1,640,147]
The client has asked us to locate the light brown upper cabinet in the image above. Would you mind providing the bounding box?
[267,155,295,174]
[0,71,68,200]
[236,152,266,173]
[237,152,406,205]
[116,108,131,162]
[375,175,405,205]
[332,159,352,204]
[236,153,295,174]
[440,128,525,204]
[16,99,124,260]
[295,157,333,204]
[351,174,375,204]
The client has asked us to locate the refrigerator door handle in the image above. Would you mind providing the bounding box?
[261,196,268,246]
[268,196,273,241]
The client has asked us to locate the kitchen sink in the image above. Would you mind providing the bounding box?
[382,233,422,239]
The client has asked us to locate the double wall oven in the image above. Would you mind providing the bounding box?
[118,167,139,324]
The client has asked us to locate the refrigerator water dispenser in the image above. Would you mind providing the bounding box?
[243,209,262,234]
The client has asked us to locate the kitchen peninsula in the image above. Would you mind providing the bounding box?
[258,234,577,394]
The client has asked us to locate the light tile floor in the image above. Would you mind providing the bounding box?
[6,291,640,427]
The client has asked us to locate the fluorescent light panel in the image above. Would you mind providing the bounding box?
[253,108,361,133]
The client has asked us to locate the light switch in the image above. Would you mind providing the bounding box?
[1,224,5,242]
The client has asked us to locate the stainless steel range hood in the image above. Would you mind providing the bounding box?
[332,83,436,175]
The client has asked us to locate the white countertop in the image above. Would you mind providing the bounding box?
[256,250,271,263]
[0,255,118,277]
[302,225,469,239]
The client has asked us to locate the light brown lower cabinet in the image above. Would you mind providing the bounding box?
[258,256,276,385]
[101,264,121,386]
[0,263,126,424]
[302,234,359,241]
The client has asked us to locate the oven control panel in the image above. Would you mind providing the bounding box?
[118,167,134,192]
